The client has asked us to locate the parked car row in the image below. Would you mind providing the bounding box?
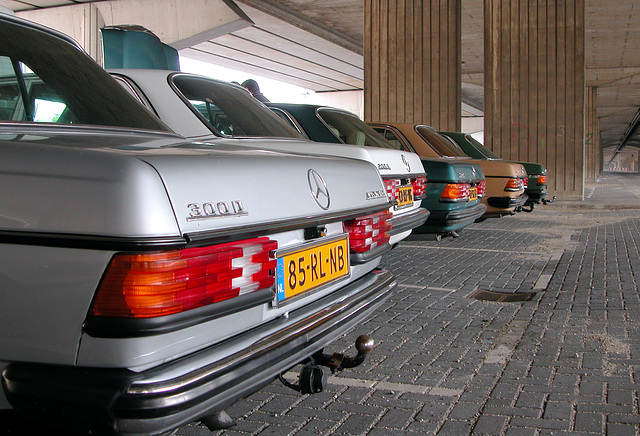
[440,131,551,209]
[0,13,550,435]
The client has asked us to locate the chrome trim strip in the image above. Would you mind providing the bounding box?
[185,204,391,243]
[0,230,186,250]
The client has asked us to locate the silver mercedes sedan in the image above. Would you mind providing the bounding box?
[0,12,396,435]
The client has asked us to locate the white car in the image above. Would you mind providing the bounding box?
[109,69,429,245]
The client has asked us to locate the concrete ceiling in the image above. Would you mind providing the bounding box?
[4,0,640,159]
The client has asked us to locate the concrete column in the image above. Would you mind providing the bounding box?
[484,0,585,200]
[364,0,461,130]
[584,86,600,181]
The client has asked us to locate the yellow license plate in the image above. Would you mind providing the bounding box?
[469,187,478,201]
[396,185,414,208]
[276,235,349,303]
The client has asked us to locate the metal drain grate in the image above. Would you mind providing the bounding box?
[467,289,537,302]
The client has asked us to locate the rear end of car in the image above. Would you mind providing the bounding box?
[414,157,487,235]
[519,161,549,205]
[348,148,428,245]
[439,132,549,209]
[0,131,397,435]
[0,14,397,435]
[264,103,431,245]
[367,123,488,237]
[475,160,529,217]
[106,74,429,246]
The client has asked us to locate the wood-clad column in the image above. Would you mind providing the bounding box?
[485,0,585,200]
[364,0,461,130]
[584,86,600,181]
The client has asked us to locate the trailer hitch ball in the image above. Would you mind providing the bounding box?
[355,335,375,355]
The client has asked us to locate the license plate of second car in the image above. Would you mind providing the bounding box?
[276,235,350,303]
[396,185,414,208]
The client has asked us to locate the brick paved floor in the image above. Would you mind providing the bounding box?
[3,175,638,436]
[175,173,640,436]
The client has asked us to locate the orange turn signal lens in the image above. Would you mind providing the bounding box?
[440,183,470,202]
[504,178,524,192]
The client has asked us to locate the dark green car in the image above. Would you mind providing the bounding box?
[440,131,550,208]
[268,103,488,238]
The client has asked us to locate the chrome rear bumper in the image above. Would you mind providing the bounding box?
[3,269,396,436]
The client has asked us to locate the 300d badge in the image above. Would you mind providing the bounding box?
[186,201,248,221]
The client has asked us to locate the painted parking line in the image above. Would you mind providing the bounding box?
[484,319,528,365]
[401,244,541,256]
[533,274,553,289]
[282,373,463,396]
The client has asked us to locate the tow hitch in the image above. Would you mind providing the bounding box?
[279,335,375,394]
[542,195,557,205]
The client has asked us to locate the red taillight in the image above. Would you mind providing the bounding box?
[440,183,470,202]
[537,175,547,185]
[476,180,487,197]
[383,178,400,203]
[504,178,525,192]
[89,238,277,318]
[523,177,529,189]
[344,211,392,253]
[410,176,427,199]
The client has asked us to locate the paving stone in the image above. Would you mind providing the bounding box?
[448,402,483,420]
[504,427,537,436]
[258,395,301,415]
[286,407,346,422]
[243,411,308,428]
[297,418,340,434]
[471,414,508,435]
[375,408,416,430]
[542,401,573,420]
[414,401,452,422]
[509,417,571,430]
[514,391,546,409]
[436,419,475,435]
[575,412,604,433]
[406,419,439,433]
[606,389,634,405]
[606,423,638,436]
[334,413,380,435]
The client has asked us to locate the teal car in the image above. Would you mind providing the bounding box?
[268,103,487,238]
[440,131,551,209]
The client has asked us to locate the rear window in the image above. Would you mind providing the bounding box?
[465,134,501,159]
[371,127,413,152]
[0,18,169,131]
[170,75,303,139]
[415,125,469,157]
[316,108,397,149]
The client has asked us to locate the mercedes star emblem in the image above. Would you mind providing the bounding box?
[308,169,331,210]
[401,154,411,172]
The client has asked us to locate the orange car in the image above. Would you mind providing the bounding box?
[369,123,528,219]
